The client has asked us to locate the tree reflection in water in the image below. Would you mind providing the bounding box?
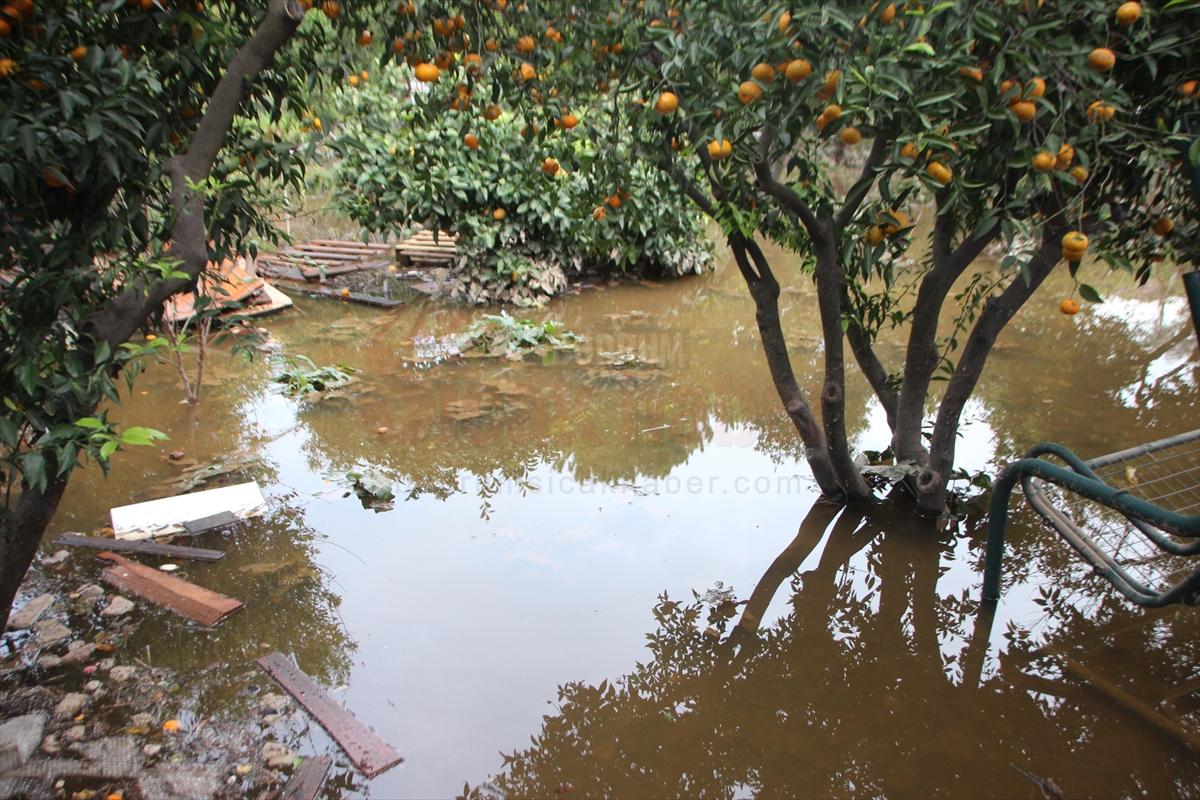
[471,499,1200,799]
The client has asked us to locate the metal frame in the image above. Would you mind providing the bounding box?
[983,429,1200,606]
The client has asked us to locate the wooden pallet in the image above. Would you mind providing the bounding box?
[256,232,457,282]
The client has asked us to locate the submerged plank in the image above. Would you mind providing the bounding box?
[257,652,402,779]
[98,552,243,626]
[280,756,333,800]
[52,533,224,562]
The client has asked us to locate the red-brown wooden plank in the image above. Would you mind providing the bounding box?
[257,652,402,779]
[97,552,243,626]
[281,756,333,800]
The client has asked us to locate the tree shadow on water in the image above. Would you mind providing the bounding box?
[470,499,1200,799]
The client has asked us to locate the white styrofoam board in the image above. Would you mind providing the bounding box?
[110,482,267,541]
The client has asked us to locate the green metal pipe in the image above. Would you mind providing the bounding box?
[983,451,1200,601]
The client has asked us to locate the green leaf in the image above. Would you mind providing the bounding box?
[120,427,168,446]
[74,417,106,430]
[1078,284,1104,303]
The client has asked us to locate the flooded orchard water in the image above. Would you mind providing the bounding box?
[44,241,1199,798]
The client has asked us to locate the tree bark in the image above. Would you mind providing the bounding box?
[915,229,1064,513]
[892,208,1003,463]
[730,237,844,500]
[811,231,874,502]
[0,476,68,631]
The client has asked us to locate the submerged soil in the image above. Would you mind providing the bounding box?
[5,238,1199,798]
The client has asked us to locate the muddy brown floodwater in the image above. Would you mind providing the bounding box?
[40,240,1200,798]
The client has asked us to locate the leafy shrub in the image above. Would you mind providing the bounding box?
[324,67,711,305]
[456,312,582,359]
[273,355,356,398]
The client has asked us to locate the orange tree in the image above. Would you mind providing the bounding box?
[359,0,1198,511]
[0,0,392,627]
[325,67,712,305]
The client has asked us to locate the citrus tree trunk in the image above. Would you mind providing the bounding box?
[729,235,844,500]
[0,476,68,631]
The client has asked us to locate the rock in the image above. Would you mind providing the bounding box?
[130,713,153,728]
[64,724,87,743]
[41,734,60,755]
[143,743,163,757]
[54,693,89,719]
[33,618,71,647]
[36,654,63,670]
[74,584,105,602]
[6,594,55,630]
[84,681,102,693]
[258,693,289,714]
[97,657,115,672]
[109,665,137,682]
[41,549,70,567]
[100,596,135,617]
[62,642,96,665]
[261,741,297,770]
[0,712,46,770]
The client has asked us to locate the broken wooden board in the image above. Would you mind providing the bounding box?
[98,552,243,626]
[110,481,266,541]
[182,510,241,535]
[280,756,333,800]
[257,652,402,779]
[52,533,224,562]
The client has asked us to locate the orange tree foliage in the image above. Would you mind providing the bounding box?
[342,0,1198,507]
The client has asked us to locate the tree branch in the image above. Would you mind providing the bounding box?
[915,222,1066,510]
[833,133,891,230]
[751,125,822,240]
[85,0,306,350]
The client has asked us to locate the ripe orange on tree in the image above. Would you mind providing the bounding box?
[751,62,776,83]
[926,161,953,185]
[414,62,439,82]
[70,46,88,62]
[1011,100,1037,122]
[1061,231,1089,261]
[358,30,373,46]
[483,104,502,121]
[1115,1,1141,25]
[463,133,480,149]
[1088,48,1116,72]
[1032,151,1056,172]
[560,112,578,129]
[738,80,762,104]
[492,208,506,221]
[707,138,733,160]
[1055,143,1075,169]
[786,59,812,82]
[541,157,560,176]
[653,91,678,114]
[840,127,861,145]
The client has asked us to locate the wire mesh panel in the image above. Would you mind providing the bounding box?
[1028,430,1200,600]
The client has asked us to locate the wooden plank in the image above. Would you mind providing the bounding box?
[52,533,224,562]
[311,239,394,252]
[280,756,333,800]
[258,652,403,779]
[182,510,241,535]
[294,243,389,256]
[98,552,244,626]
[282,249,365,263]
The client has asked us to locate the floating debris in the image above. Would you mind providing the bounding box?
[257,652,402,779]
